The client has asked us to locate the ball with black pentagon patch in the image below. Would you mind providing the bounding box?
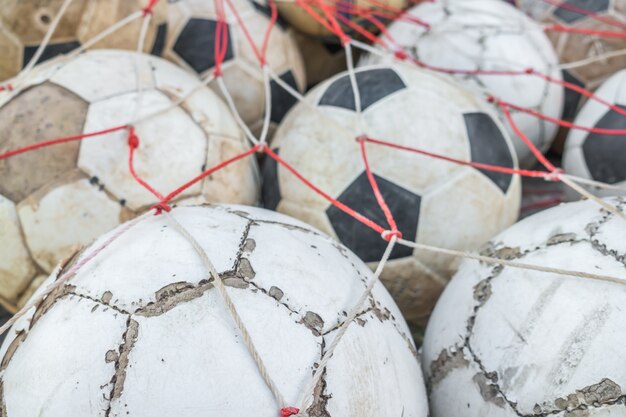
[263,64,521,331]
[0,0,168,82]
[563,69,626,196]
[164,0,306,137]
[360,0,564,169]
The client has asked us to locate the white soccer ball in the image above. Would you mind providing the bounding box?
[563,69,626,196]
[360,0,564,168]
[422,197,626,417]
[0,205,428,417]
[263,63,521,328]
[164,0,306,137]
[0,49,260,308]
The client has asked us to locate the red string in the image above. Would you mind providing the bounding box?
[313,0,349,43]
[225,0,265,65]
[500,99,626,135]
[362,136,552,179]
[0,84,13,92]
[357,137,400,238]
[361,0,429,28]
[294,0,340,38]
[142,0,159,15]
[545,24,626,39]
[335,13,384,45]
[280,407,300,417]
[158,144,260,206]
[213,0,229,77]
[261,0,279,65]
[126,127,168,211]
[264,147,386,235]
[0,124,129,160]
[530,70,626,118]
[497,101,559,174]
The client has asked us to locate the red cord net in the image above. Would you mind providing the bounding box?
[1,0,625,243]
[2,1,626,414]
[2,0,625,239]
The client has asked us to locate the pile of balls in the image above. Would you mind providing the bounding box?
[0,0,625,416]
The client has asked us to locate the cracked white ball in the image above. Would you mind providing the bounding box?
[0,205,428,417]
[422,197,626,417]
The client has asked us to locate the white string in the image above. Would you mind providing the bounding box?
[20,0,74,77]
[559,175,626,221]
[563,174,626,193]
[131,13,153,124]
[266,66,366,141]
[130,73,216,125]
[267,67,307,102]
[396,238,626,286]
[344,41,369,136]
[559,47,626,71]
[344,41,362,115]
[258,65,273,146]
[161,210,288,409]
[216,76,261,145]
[68,11,144,59]
[296,236,397,415]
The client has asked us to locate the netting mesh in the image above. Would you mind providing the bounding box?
[1,0,626,415]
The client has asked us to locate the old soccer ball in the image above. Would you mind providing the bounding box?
[164,0,306,137]
[0,204,429,417]
[563,69,626,196]
[277,0,407,38]
[263,63,521,328]
[422,196,626,417]
[515,0,626,121]
[0,49,259,310]
[0,0,167,82]
[360,0,564,168]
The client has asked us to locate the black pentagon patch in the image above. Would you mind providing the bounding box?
[322,41,343,54]
[318,68,406,111]
[327,172,419,262]
[173,18,234,73]
[246,0,288,29]
[269,71,299,123]
[582,105,626,184]
[553,0,610,24]
[561,70,585,120]
[464,112,514,193]
[0,306,11,345]
[261,148,281,210]
[150,22,168,56]
[22,40,81,68]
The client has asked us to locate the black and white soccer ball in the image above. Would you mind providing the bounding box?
[165,0,306,136]
[263,64,521,327]
[360,0,564,168]
[563,69,626,196]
